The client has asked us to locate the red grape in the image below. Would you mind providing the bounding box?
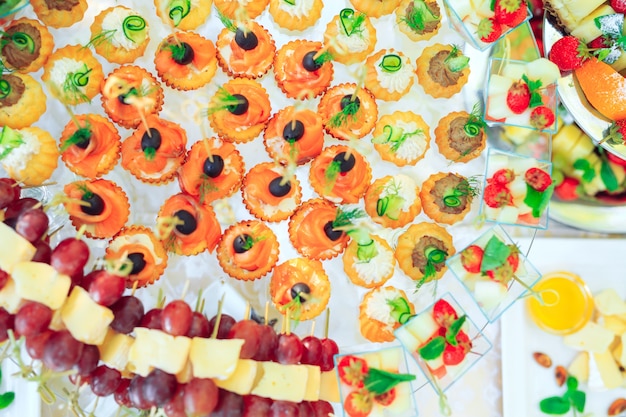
[128,375,152,410]
[275,333,303,365]
[0,178,19,210]
[42,330,84,372]
[110,296,144,334]
[253,324,278,362]
[162,300,193,336]
[0,308,14,343]
[50,238,90,278]
[212,388,243,417]
[0,270,9,292]
[243,395,271,417]
[183,378,218,417]
[301,336,323,366]
[75,344,100,376]
[187,312,210,338]
[163,384,186,417]
[25,329,53,359]
[228,320,261,359]
[15,301,52,337]
[31,240,52,264]
[208,313,236,339]
[89,365,122,397]
[311,400,335,417]
[15,208,48,243]
[319,338,338,372]
[88,270,125,306]
[140,308,163,330]
[270,400,300,417]
[114,378,132,408]
[298,401,316,417]
[4,197,38,220]
[142,368,178,407]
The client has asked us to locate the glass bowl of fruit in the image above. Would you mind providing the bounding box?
[394,294,492,394]
[446,225,542,322]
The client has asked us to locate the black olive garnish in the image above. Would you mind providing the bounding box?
[141,128,162,152]
[203,155,224,178]
[333,152,356,173]
[81,193,105,216]
[173,42,195,65]
[233,234,252,253]
[340,95,360,111]
[323,221,343,241]
[268,177,291,197]
[235,28,258,51]
[290,282,311,302]
[227,94,249,115]
[302,51,322,72]
[128,252,146,275]
[282,120,304,142]
[174,210,197,235]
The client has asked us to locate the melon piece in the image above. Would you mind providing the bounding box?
[405,313,439,343]
[473,280,508,310]
[502,63,527,81]
[524,58,560,86]
[395,325,421,352]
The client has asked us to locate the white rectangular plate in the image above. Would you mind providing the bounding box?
[502,238,626,417]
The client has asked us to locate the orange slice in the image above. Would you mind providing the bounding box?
[575,58,626,121]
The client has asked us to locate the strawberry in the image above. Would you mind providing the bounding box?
[337,355,369,388]
[477,17,503,43]
[506,80,531,114]
[489,168,515,185]
[485,262,515,283]
[548,36,586,71]
[506,245,520,273]
[606,152,626,167]
[461,245,484,273]
[373,388,396,406]
[602,119,626,145]
[530,106,555,130]
[588,36,611,49]
[524,167,552,191]
[432,299,458,328]
[344,390,374,417]
[483,183,513,208]
[611,0,626,13]
[443,331,472,366]
[494,0,528,27]
[554,177,580,201]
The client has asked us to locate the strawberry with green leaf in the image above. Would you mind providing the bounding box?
[494,0,528,27]
[477,17,503,43]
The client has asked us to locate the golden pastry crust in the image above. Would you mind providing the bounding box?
[216,22,275,79]
[155,0,213,30]
[420,172,474,225]
[0,127,58,186]
[154,31,217,90]
[1,18,54,73]
[41,45,104,106]
[359,286,414,343]
[318,83,377,141]
[269,0,324,31]
[270,257,330,321]
[395,222,455,283]
[214,0,268,20]
[434,111,486,163]
[323,10,377,65]
[416,43,470,99]
[343,235,395,288]
[31,0,88,28]
[90,7,150,65]
[364,49,415,101]
[372,111,430,167]
[364,175,422,228]
[217,220,280,280]
[0,73,46,129]
[396,0,441,42]
[274,40,334,100]
[350,0,402,17]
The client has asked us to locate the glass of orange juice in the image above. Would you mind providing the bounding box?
[527,271,594,335]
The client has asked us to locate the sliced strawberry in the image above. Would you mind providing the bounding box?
[338,355,369,388]
[483,182,513,208]
[530,106,555,130]
[486,262,515,283]
[489,168,515,185]
[553,177,580,201]
[525,167,552,191]
[588,36,611,49]
[461,245,484,273]
[506,80,531,114]
[611,0,626,13]
[506,245,520,272]
[477,17,503,43]
[344,390,374,417]
[432,299,458,328]
[373,388,396,406]
[494,0,528,27]
[443,330,472,366]
[548,36,586,72]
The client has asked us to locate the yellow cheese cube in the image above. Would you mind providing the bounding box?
[303,365,321,401]
[214,359,259,395]
[318,371,340,403]
[189,338,243,379]
[0,278,21,314]
[0,222,35,273]
[176,360,193,384]
[99,329,135,371]
[617,332,626,368]
[593,351,623,389]
[127,328,191,376]
[250,362,308,402]
[567,352,589,383]
[61,286,114,345]
[12,261,70,310]
[594,289,626,316]
[603,315,626,335]
[563,322,615,353]
[48,307,65,331]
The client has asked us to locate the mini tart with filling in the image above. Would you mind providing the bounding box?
[343,235,396,289]
[269,0,324,31]
[364,174,422,229]
[0,73,46,129]
[59,114,121,179]
[323,8,377,65]
[372,111,430,167]
[242,162,302,222]
[435,110,486,163]
[416,44,470,99]
[274,40,334,100]
[263,106,324,165]
[288,198,350,260]
[41,44,104,106]
[178,137,245,204]
[318,83,377,141]
[349,0,402,17]
[396,0,441,42]
[120,114,187,185]
[157,193,221,256]
[0,126,58,186]
[90,7,150,65]
[101,65,164,129]
[216,21,276,79]
[63,179,130,239]
[105,226,168,289]
[213,0,268,20]
[208,78,271,143]
[309,145,372,204]
[217,220,280,281]
[420,172,474,225]
[359,286,414,343]
[155,0,213,31]
[31,0,88,28]
[365,49,415,101]
[395,222,455,284]
[270,257,330,321]
[1,18,54,73]
[154,31,217,91]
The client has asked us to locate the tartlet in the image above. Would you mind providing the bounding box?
[416,44,470,99]
[364,49,415,101]
[363,174,422,229]
[1,18,54,73]
[268,0,324,31]
[216,20,276,79]
[90,6,150,64]
[420,172,475,225]
[0,73,46,129]
[371,111,431,167]
[359,286,414,343]
[155,0,213,30]
[274,40,334,100]
[343,235,396,289]
[0,126,58,186]
[434,109,486,163]
[31,0,88,28]
[213,0,269,20]
[323,7,377,65]
[318,83,377,141]
[396,0,441,42]
[350,0,402,17]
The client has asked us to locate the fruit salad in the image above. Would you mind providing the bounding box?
[442,0,531,51]
[394,295,492,392]
[480,148,554,229]
[484,57,560,132]
[335,346,417,417]
[446,225,542,322]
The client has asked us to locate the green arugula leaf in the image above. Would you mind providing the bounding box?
[539,396,570,415]
[363,368,416,395]
[600,156,619,192]
[418,336,445,360]
[617,35,626,49]
[480,236,510,273]
[523,184,553,218]
[0,392,14,410]
[445,315,466,346]
[564,389,585,413]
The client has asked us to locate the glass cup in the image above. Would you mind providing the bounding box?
[491,21,541,62]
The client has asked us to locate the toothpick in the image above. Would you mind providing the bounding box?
[180,279,190,300]
[264,301,269,326]
[130,280,139,297]
[310,321,316,337]
[210,294,225,339]
[245,302,250,320]
[324,308,330,339]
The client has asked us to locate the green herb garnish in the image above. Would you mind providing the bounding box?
[363,368,416,395]
[60,126,92,151]
[168,0,191,26]
[63,64,92,103]
[572,159,595,183]
[0,79,10,99]
[380,54,402,72]
[401,0,439,33]
[0,369,14,410]
[522,74,544,108]
[444,45,469,73]
[445,315,466,346]
[523,183,554,218]
[388,297,411,324]
[327,99,360,128]
[339,8,366,36]
[480,236,510,273]
[0,125,23,160]
[464,102,487,137]
[539,376,586,415]
[418,335,446,360]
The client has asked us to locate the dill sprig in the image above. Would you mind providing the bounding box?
[323,160,341,191]
[85,29,116,49]
[332,207,366,229]
[464,103,486,137]
[198,174,219,205]
[205,87,246,116]
[402,0,439,32]
[76,182,93,200]
[62,64,92,104]
[314,50,334,66]
[216,7,238,32]
[60,126,92,151]
[327,100,359,128]
[167,42,188,63]
[444,45,470,72]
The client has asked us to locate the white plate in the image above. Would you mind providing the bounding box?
[502,238,626,417]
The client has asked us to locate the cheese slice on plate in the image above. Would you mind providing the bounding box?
[594,289,626,316]
[593,350,623,389]
[567,351,589,383]
[563,321,615,353]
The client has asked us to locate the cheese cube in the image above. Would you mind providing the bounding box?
[176,360,193,384]
[0,278,22,313]
[12,262,70,310]
[594,289,626,316]
[214,359,259,395]
[563,322,615,352]
[48,306,65,331]
[127,328,191,376]
[567,352,589,383]
[303,365,321,401]
[99,329,135,371]
[189,338,243,379]
[250,362,308,402]
[61,286,114,345]
[318,371,340,403]
[617,332,626,368]
[593,351,623,389]
[603,315,626,335]
[0,222,35,273]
